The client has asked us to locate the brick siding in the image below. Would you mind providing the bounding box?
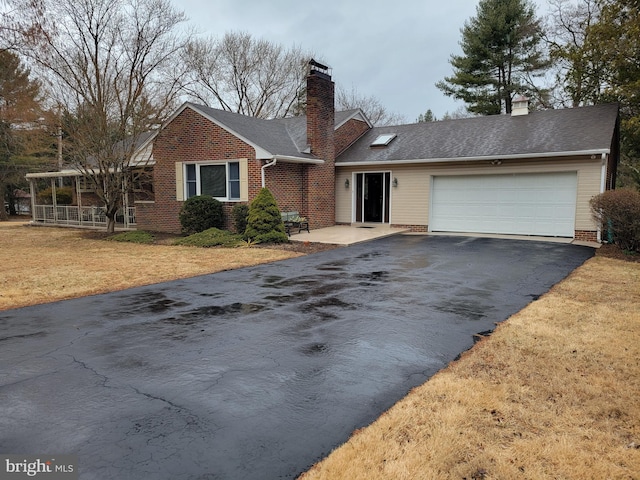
[264,162,304,214]
[137,69,371,233]
[136,107,256,234]
[391,224,429,233]
[574,230,598,242]
[335,119,370,156]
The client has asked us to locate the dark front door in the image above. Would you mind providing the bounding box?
[355,172,390,223]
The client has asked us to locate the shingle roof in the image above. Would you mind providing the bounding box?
[336,103,619,165]
[186,103,363,161]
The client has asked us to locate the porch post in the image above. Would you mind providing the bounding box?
[76,175,82,224]
[51,178,58,223]
[29,179,36,222]
[123,175,129,229]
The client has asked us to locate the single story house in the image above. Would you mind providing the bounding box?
[27,60,619,242]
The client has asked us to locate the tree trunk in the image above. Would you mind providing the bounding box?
[106,214,116,233]
[0,183,8,221]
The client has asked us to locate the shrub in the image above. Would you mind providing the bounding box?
[106,231,155,244]
[38,186,73,205]
[231,203,249,235]
[173,228,244,247]
[179,195,223,235]
[590,189,640,252]
[244,188,288,244]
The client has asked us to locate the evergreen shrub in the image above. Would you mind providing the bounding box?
[179,195,224,235]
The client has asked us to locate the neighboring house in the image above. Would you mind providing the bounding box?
[26,61,620,242]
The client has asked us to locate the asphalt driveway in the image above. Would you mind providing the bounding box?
[0,236,593,479]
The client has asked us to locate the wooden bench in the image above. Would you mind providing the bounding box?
[281,211,310,236]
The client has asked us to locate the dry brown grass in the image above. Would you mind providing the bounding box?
[0,222,301,311]
[301,257,640,480]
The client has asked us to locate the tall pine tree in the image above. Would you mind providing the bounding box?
[436,0,549,115]
[0,50,52,220]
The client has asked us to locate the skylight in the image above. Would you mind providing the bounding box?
[370,133,397,147]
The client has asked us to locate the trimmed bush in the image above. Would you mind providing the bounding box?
[174,228,244,247]
[231,203,249,235]
[179,195,224,235]
[244,188,288,244]
[590,189,640,252]
[38,186,73,205]
[106,231,155,244]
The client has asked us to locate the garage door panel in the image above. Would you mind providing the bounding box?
[431,173,577,237]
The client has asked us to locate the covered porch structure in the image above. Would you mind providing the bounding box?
[25,170,138,229]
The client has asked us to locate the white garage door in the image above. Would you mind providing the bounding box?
[431,172,578,237]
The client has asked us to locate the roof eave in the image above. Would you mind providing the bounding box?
[336,149,611,167]
[335,109,373,130]
[273,155,324,165]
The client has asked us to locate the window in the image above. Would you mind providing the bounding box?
[77,176,96,192]
[184,162,241,201]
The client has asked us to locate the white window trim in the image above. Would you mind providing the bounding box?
[184,161,241,202]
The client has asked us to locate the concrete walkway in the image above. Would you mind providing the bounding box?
[289,224,410,245]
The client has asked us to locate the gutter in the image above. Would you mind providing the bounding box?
[273,155,324,165]
[260,155,325,188]
[336,149,611,167]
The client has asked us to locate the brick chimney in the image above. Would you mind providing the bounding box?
[304,59,336,229]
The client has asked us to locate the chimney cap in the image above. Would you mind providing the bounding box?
[308,58,331,77]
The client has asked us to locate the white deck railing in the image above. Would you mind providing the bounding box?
[32,205,136,228]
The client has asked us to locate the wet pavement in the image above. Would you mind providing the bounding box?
[0,236,594,479]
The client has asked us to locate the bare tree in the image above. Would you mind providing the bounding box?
[3,0,189,232]
[336,85,405,126]
[544,0,605,108]
[440,106,478,121]
[184,32,312,119]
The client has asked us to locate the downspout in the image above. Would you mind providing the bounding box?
[600,153,608,194]
[598,153,608,243]
[261,158,277,188]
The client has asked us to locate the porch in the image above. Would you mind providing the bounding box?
[25,167,148,230]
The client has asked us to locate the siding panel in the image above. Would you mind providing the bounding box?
[336,156,603,231]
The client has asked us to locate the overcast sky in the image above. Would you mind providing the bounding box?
[179,0,551,123]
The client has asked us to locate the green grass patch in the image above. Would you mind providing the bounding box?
[174,228,244,248]
[106,231,155,244]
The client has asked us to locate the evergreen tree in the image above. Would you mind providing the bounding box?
[0,50,52,220]
[417,109,436,122]
[436,0,549,115]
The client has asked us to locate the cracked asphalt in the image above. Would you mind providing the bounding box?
[0,236,593,479]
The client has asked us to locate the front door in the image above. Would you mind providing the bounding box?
[355,172,391,223]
